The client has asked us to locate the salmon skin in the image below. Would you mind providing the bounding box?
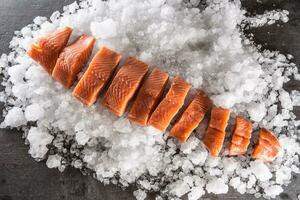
[203,107,230,156]
[148,76,191,132]
[27,26,73,74]
[128,68,169,126]
[169,90,212,142]
[72,47,121,106]
[52,35,96,88]
[228,116,253,155]
[102,57,149,117]
[252,128,281,162]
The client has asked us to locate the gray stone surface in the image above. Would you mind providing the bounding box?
[0,0,299,200]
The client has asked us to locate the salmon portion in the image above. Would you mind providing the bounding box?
[203,127,226,157]
[148,76,191,132]
[128,68,169,126]
[252,128,281,162]
[203,107,231,156]
[169,90,212,142]
[102,57,149,116]
[229,116,253,155]
[27,26,73,74]
[72,47,121,106]
[208,107,231,132]
[52,35,96,88]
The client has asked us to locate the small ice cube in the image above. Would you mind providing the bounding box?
[3,107,26,127]
[25,103,45,121]
[206,178,228,194]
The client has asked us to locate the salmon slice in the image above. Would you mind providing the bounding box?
[52,35,96,88]
[102,57,149,116]
[27,26,73,74]
[128,68,169,126]
[228,116,253,155]
[208,107,231,132]
[148,76,191,132]
[252,128,281,162]
[169,90,212,142]
[203,127,226,157]
[203,107,231,156]
[72,47,121,106]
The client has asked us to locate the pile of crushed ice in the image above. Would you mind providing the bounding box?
[1,0,300,199]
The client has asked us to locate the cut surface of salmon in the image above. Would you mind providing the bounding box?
[128,68,169,126]
[52,35,96,88]
[169,90,212,142]
[102,57,149,116]
[203,127,226,157]
[252,128,281,162]
[229,116,253,155]
[27,26,73,74]
[72,47,121,106]
[208,107,231,132]
[148,76,191,132]
[203,106,231,156]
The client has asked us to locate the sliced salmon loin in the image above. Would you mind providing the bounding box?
[148,76,191,132]
[203,107,231,156]
[252,128,281,162]
[228,116,253,155]
[128,68,169,126]
[169,90,212,142]
[102,57,149,117]
[72,47,121,106]
[27,26,73,74]
[52,35,96,88]
[208,107,231,132]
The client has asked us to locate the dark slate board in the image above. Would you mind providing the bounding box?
[0,0,299,200]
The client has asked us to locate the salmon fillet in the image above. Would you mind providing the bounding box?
[148,76,191,132]
[169,90,212,142]
[52,35,96,88]
[228,116,253,155]
[203,107,231,156]
[72,47,121,106]
[208,107,231,132]
[102,57,149,116]
[128,68,169,126]
[27,26,73,74]
[252,128,281,162]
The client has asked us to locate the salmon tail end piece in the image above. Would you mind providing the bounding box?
[52,34,96,89]
[102,56,149,117]
[252,128,281,162]
[72,47,122,106]
[27,26,73,74]
[208,106,231,132]
[148,75,191,132]
[228,116,253,156]
[169,90,212,142]
[128,68,169,126]
[203,127,226,157]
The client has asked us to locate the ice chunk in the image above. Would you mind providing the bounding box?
[250,160,272,182]
[133,189,147,200]
[90,19,117,39]
[25,103,45,121]
[180,135,200,154]
[113,118,133,133]
[206,178,228,194]
[169,180,190,197]
[188,186,205,200]
[247,102,267,122]
[27,127,54,159]
[46,154,62,168]
[3,107,26,127]
[279,90,293,110]
[264,185,283,198]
